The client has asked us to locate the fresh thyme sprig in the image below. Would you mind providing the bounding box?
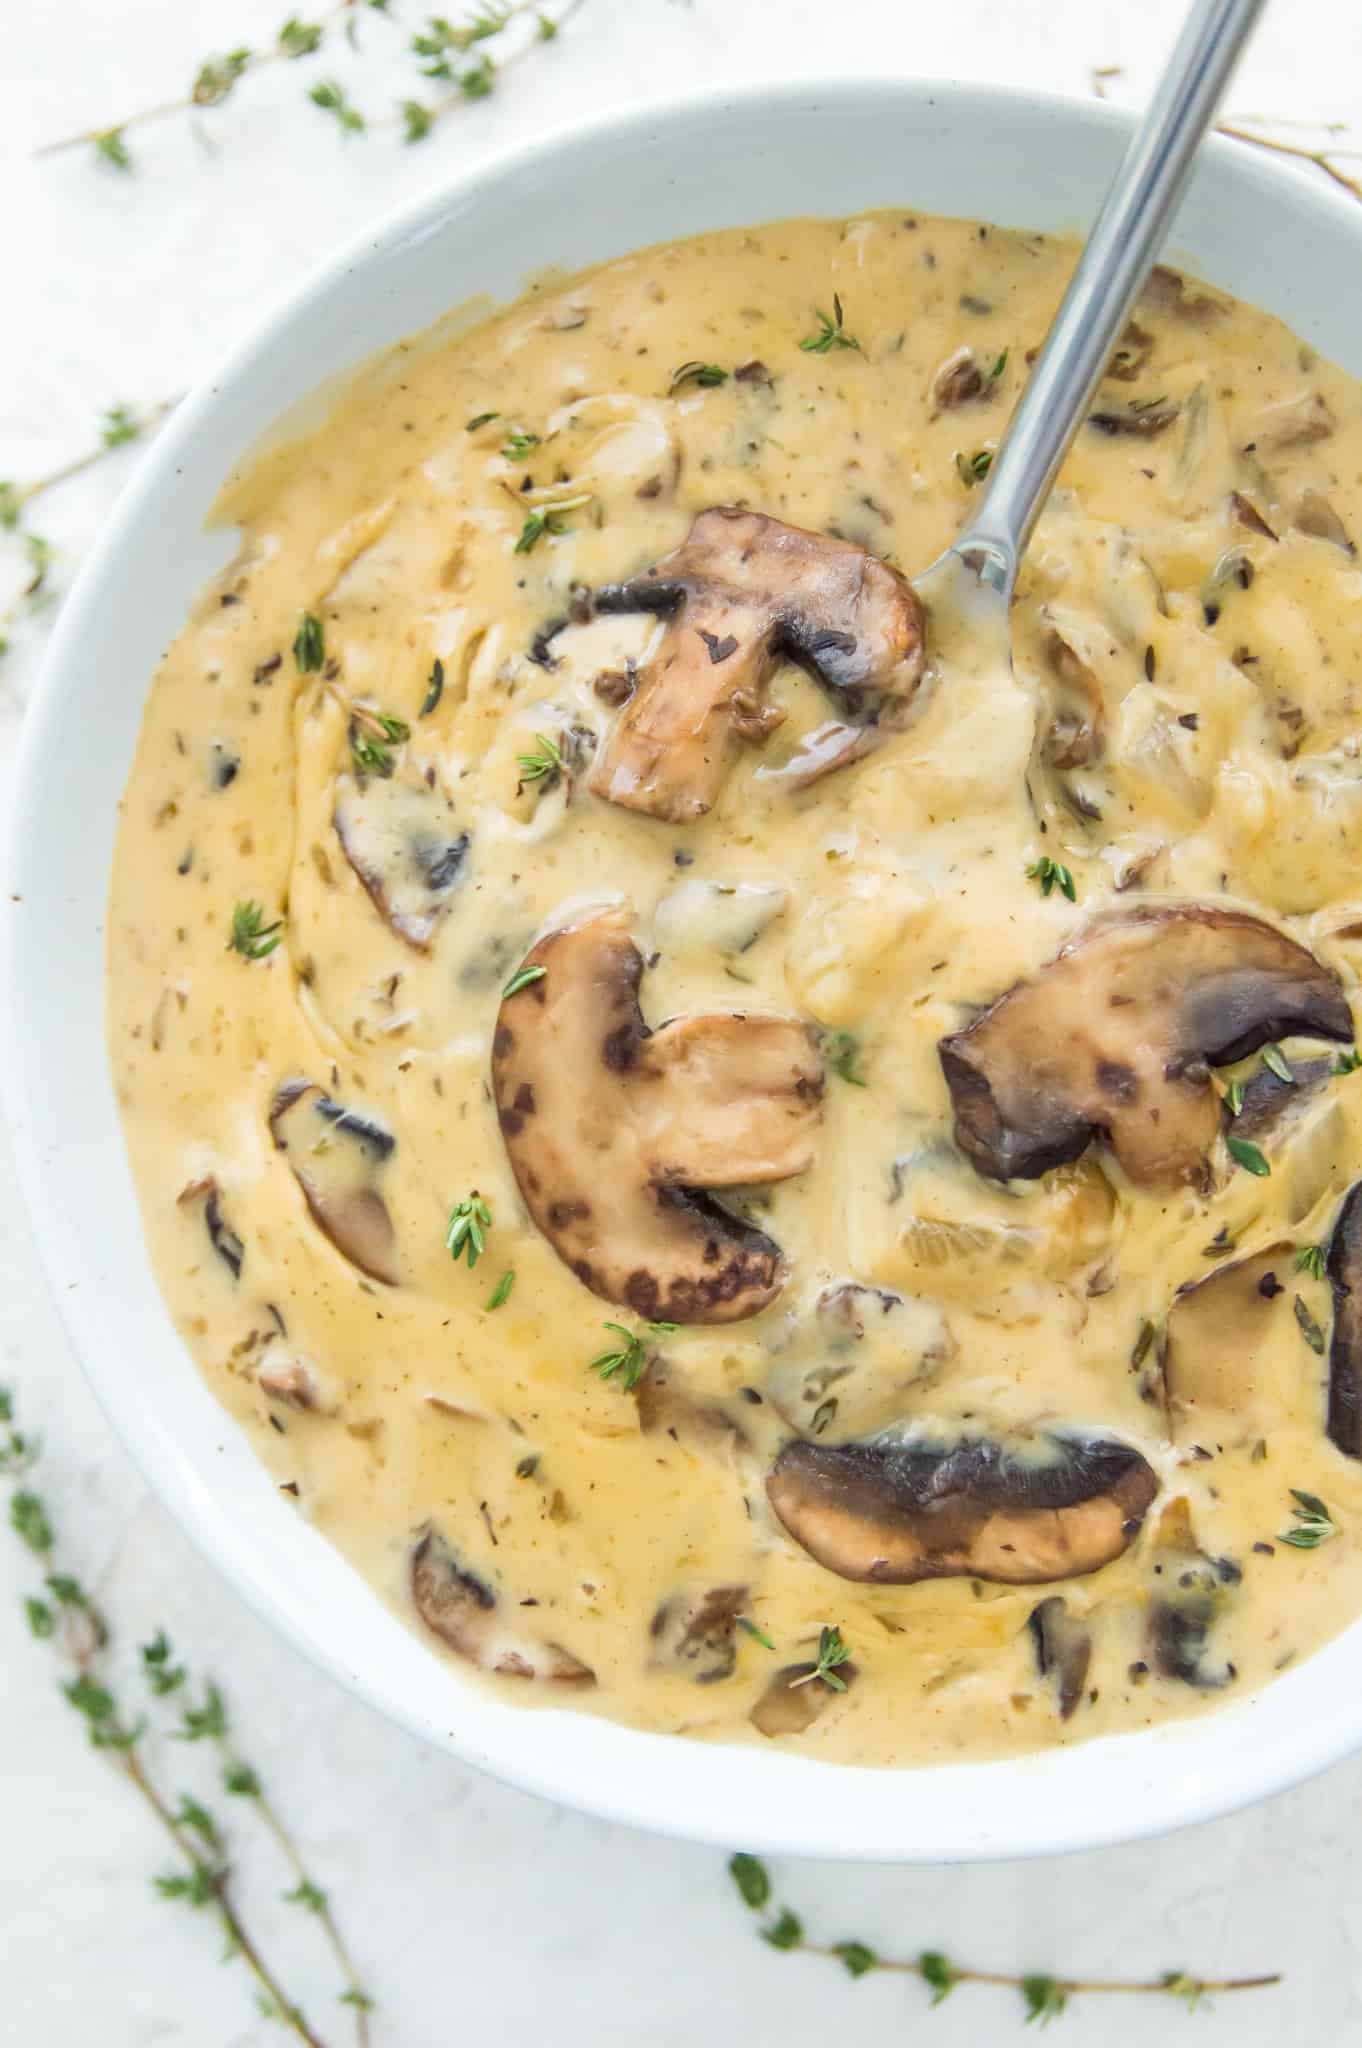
[37,2,389,169]
[2,1385,372,2045]
[163,1666,373,2032]
[446,1191,492,1268]
[800,295,860,355]
[348,707,410,777]
[726,1854,1280,2021]
[228,899,285,960]
[515,732,563,786]
[1027,855,1076,902]
[587,1319,677,1392]
[0,397,179,532]
[38,1,584,171]
[787,1625,850,1692]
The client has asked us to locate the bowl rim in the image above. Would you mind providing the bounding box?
[8,72,1362,1863]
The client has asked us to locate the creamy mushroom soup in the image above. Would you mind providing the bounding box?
[108,212,1362,1766]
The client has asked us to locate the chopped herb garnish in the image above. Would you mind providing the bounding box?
[1026,856,1076,901]
[736,1616,776,1650]
[787,1624,850,1692]
[956,447,994,485]
[466,411,500,431]
[1262,1043,1294,1083]
[1296,1242,1328,1282]
[1224,1076,1246,1116]
[1293,1293,1326,1354]
[823,1029,866,1086]
[1279,1487,1337,1548]
[421,657,445,716]
[445,1193,491,1270]
[988,349,1009,380]
[516,732,563,785]
[799,295,860,355]
[348,709,409,778]
[292,611,324,672]
[486,1269,515,1311]
[1130,1319,1156,1370]
[586,1320,670,1392]
[501,963,546,1000]
[669,361,728,392]
[1334,1047,1362,1075]
[502,428,540,460]
[512,493,590,552]
[227,900,283,961]
[1227,1134,1270,1177]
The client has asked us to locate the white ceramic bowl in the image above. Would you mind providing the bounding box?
[8,79,1362,1862]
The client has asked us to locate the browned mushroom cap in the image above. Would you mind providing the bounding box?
[766,1434,1158,1586]
[333,772,469,950]
[1327,1179,1362,1457]
[1161,1241,1300,1448]
[1027,1597,1092,1719]
[649,1585,747,1683]
[492,911,822,1322]
[749,1659,858,1738]
[410,1527,594,1684]
[586,507,926,821]
[269,1081,399,1285]
[939,906,1352,1188]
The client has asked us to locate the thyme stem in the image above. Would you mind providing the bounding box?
[1217,121,1362,203]
[36,0,372,160]
[3,397,180,524]
[2,1386,361,2046]
[797,1943,1281,1996]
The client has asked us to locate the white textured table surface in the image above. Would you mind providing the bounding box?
[5,1,1362,2041]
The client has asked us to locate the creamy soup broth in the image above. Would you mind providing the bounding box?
[107,211,1362,1765]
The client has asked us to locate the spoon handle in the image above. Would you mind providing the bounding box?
[953,0,1265,597]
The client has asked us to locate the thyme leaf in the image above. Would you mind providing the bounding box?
[800,294,860,355]
[446,1192,492,1269]
[1227,1135,1271,1177]
[787,1624,851,1691]
[228,900,283,961]
[1026,855,1076,901]
[501,963,546,999]
[1279,1486,1337,1548]
[823,1030,866,1086]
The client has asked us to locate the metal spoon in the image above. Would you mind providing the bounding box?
[915,0,1266,656]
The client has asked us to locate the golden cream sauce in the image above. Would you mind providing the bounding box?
[107,212,1362,1765]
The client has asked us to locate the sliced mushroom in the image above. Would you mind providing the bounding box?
[1327,1179,1362,1457]
[587,507,926,820]
[1148,1497,1240,1690]
[1027,1596,1092,1719]
[410,1527,593,1683]
[257,1342,335,1415]
[269,1080,398,1285]
[1040,624,1105,769]
[1233,1055,1331,1139]
[1161,1240,1301,1447]
[333,771,469,949]
[766,1433,1158,1586]
[1293,488,1356,556]
[1088,398,1180,438]
[932,347,987,408]
[491,911,822,1322]
[1253,391,1335,450]
[1140,265,1226,324]
[939,907,1352,1189]
[178,1175,244,1279]
[749,1658,858,1737]
[1229,491,1278,541]
[634,1359,749,1453]
[649,1584,746,1683]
